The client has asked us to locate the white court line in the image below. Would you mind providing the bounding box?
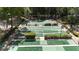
[18,45,79,47]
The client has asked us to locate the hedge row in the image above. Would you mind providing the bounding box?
[22,32,36,36]
[22,32,36,41]
[45,33,71,40]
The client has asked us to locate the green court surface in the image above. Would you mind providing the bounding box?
[16,46,79,51]
[47,40,69,45]
[20,41,40,45]
[13,21,78,51]
[28,26,62,32]
[63,46,79,51]
[17,47,42,51]
[26,26,64,37]
[19,39,70,45]
[43,30,61,33]
[36,33,44,37]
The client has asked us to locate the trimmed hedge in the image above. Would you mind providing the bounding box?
[45,33,71,40]
[22,32,36,36]
[22,32,36,42]
[44,23,51,26]
[52,23,58,26]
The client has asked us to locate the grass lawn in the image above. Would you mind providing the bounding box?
[63,46,79,51]
[47,40,69,45]
[17,47,42,51]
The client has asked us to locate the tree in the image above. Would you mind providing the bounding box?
[0,7,25,28]
[24,7,32,16]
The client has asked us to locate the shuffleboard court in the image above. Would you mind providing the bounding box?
[63,46,79,51]
[20,41,40,45]
[9,20,77,51]
[16,46,79,51]
[47,40,69,45]
[17,47,42,51]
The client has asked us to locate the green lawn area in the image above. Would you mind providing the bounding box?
[17,47,42,51]
[47,40,69,45]
[63,46,79,51]
[20,41,40,45]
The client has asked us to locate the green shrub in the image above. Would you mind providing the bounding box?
[45,33,71,39]
[22,32,36,36]
[22,32,36,41]
[44,23,51,26]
